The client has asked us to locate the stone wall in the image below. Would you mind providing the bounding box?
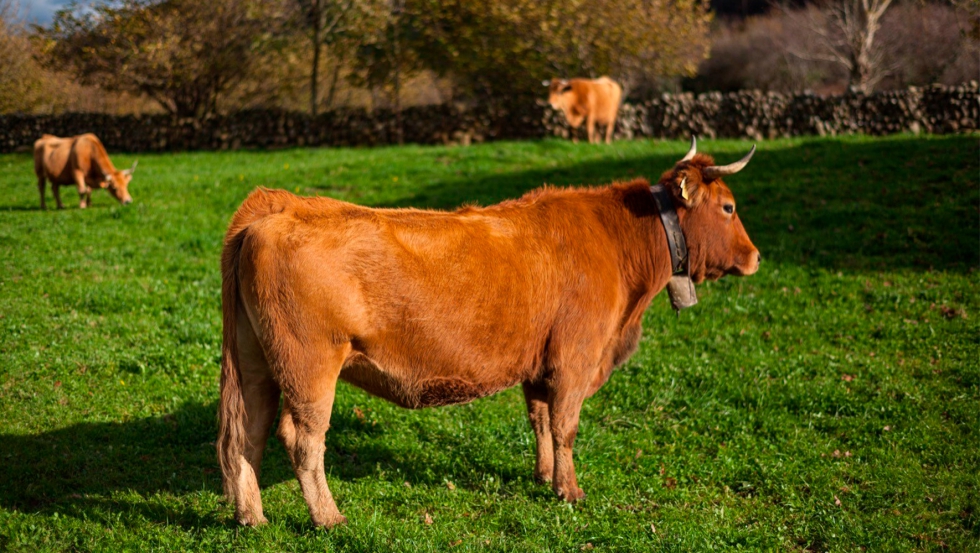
[545,83,978,141]
[1,83,975,153]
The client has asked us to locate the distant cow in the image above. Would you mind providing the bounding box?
[545,76,623,144]
[34,134,137,209]
[218,139,760,528]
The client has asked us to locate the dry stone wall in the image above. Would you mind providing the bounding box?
[1,84,975,153]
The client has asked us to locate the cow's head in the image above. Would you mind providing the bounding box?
[543,78,573,110]
[659,138,760,283]
[104,160,137,205]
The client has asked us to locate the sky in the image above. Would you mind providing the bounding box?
[22,0,83,25]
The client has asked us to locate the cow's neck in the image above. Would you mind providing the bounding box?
[602,181,676,302]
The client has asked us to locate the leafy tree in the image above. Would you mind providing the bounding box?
[0,0,50,113]
[393,0,712,104]
[293,0,357,115]
[348,0,424,140]
[38,0,282,119]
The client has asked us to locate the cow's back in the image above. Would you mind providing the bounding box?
[34,135,75,183]
[592,77,622,126]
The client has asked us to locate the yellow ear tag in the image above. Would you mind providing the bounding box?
[680,177,689,201]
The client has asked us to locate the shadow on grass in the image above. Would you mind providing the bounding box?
[378,135,979,273]
[0,203,115,211]
[0,399,527,528]
[0,205,47,212]
[0,401,226,527]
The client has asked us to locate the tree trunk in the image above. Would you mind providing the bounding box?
[392,0,403,144]
[841,0,893,94]
[325,59,341,109]
[310,0,321,116]
[850,48,872,93]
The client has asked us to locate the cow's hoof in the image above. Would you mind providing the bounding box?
[556,486,586,503]
[237,513,268,527]
[534,473,553,485]
[315,514,348,529]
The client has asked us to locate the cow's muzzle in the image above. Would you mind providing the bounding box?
[732,250,761,276]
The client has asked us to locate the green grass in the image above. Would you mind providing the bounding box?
[0,136,977,552]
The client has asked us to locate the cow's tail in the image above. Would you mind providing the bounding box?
[217,187,294,502]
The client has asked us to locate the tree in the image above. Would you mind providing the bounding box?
[38,0,282,119]
[0,0,50,112]
[347,0,423,140]
[386,0,712,107]
[795,0,895,93]
[294,0,356,115]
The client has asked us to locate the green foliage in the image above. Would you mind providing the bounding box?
[347,0,712,106]
[37,0,285,119]
[0,135,977,551]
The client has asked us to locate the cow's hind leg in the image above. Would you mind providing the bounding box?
[51,182,64,210]
[276,345,348,528]
[37,176,47,210]
[522,382,554,483]
[604,120,614,144]
[231,322,281,526]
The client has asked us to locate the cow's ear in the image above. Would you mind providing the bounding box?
[668,172,703,208]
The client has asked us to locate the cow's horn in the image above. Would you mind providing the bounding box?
[703,145,756,179]
[129,160,138,173]
[680,136,697,162]
[542,80,550,87]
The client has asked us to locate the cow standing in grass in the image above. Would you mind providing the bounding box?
[217,139,760,528]
[545,77,623,144]
[34,134,137,209]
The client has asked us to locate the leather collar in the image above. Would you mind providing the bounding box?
[649,184,698,312]
[649,185,688,274]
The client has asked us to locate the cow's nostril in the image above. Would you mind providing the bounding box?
[757,252,762,263]
[123,199,133,205]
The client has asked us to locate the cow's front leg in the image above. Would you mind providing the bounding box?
[548,387,587,502]
[522,382,554,483]
[73,171,90,209]
[586,114,597,144]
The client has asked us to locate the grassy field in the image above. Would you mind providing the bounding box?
[0,135,977,552]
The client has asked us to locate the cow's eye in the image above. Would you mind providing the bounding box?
[724,204,735,214]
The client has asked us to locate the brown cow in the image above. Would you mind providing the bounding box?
[34,133,136,209]
[545,76,623,144]
[217,139,760,528]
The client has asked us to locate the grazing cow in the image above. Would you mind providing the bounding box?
[544,76,623,144]
[218,138,760,528]
[34,134,137,209]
